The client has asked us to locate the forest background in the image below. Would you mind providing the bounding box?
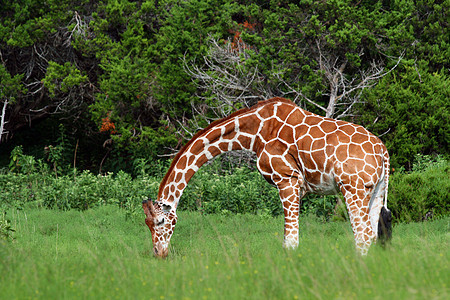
[0,0,449,222]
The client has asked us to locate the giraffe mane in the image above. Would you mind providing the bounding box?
[157,97,294,200]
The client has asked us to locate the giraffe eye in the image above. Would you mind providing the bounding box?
[156,218,165,226]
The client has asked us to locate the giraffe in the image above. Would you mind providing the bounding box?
[143,97,391,257]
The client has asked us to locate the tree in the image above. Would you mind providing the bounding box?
[184,1,404,127]
[358,61,449,168]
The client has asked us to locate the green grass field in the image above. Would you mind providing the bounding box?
[1,205,448,299]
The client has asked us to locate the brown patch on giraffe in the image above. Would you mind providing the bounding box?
[185,168,196,182]
[176,155,187,170]
[163,186,170,198]
[258,103,275,119]
[309,126,325,139]
[237,135,252,149]
[335,144,348,162]
[175,173,183,182]
[356,126,368,134]
[187,155,196,166]
[286,110,305,124]
[239,115,259,135]
[351,132,368,144]
[326,133,339,146]
[361,141,373,154]
[348,143,365,159]
[271,156,287,172]
[321,120,338,133]
[358,171,372,185]
[305,170,322,185]
[300,152,315,170]
[305,116,322,126]
[266,140,288,156]
[339,124,356,136]
[355,199,363,208]
[294,124,309,140]
[218,142,229,152]
[231,141,242,151]
[166,173,175,186]
[369,135,379,145]
[208,145,222,157]
[311,149,326,170]
[190,139,205,156]
[196,153,209,166]
[337,132,351,143]
[364,164,376,176]
[259,118,278,140]
[177,182,186,190]
[325,159,334,173]
[278,126,295,144]
[223,122,237,140]
[374,144,382,155]
[299,135,313,151]
[257,152,272,174]
[276,104,293,120]
[205,128,222,142]
[365,154,377,168]
[325,145,335,157]
[343,158,365,174]
[362,214,369,222]
[312,137,325,150]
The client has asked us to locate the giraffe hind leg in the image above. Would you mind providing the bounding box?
[341,185,377,255]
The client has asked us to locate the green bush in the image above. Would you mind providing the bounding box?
[37,170,159,211]
[181,164,282,216]
[1,151,448,224]
[388,156,449,223]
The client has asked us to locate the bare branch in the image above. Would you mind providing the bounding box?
[183,36,274,129]
[0,99,8,143]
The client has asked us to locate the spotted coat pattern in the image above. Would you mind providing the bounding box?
[143,97,390,256]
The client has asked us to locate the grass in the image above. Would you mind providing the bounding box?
[0,205,448,300]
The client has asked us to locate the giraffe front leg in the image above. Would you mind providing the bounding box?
[278,180,303,249]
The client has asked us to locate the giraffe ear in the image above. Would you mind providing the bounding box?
[142,198,156,217]
[162,203,172,214]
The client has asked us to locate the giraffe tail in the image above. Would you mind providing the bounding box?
[377,146,392,245]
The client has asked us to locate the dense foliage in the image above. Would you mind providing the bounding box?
[0,0,448,173]
[1,148,448,224]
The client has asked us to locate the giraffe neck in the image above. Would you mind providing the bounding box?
[157,105,265,208]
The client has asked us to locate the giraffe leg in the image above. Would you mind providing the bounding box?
[341,185,376,255]
[277,179,305,249]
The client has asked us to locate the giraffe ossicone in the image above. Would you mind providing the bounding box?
[143,97,391,257]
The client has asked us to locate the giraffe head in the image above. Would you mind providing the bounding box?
[142,199,177,258]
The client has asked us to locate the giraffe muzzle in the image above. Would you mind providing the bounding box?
[153,244,169,258]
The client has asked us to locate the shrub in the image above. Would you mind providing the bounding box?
[180,164,282,216]
[388,156,449,223]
